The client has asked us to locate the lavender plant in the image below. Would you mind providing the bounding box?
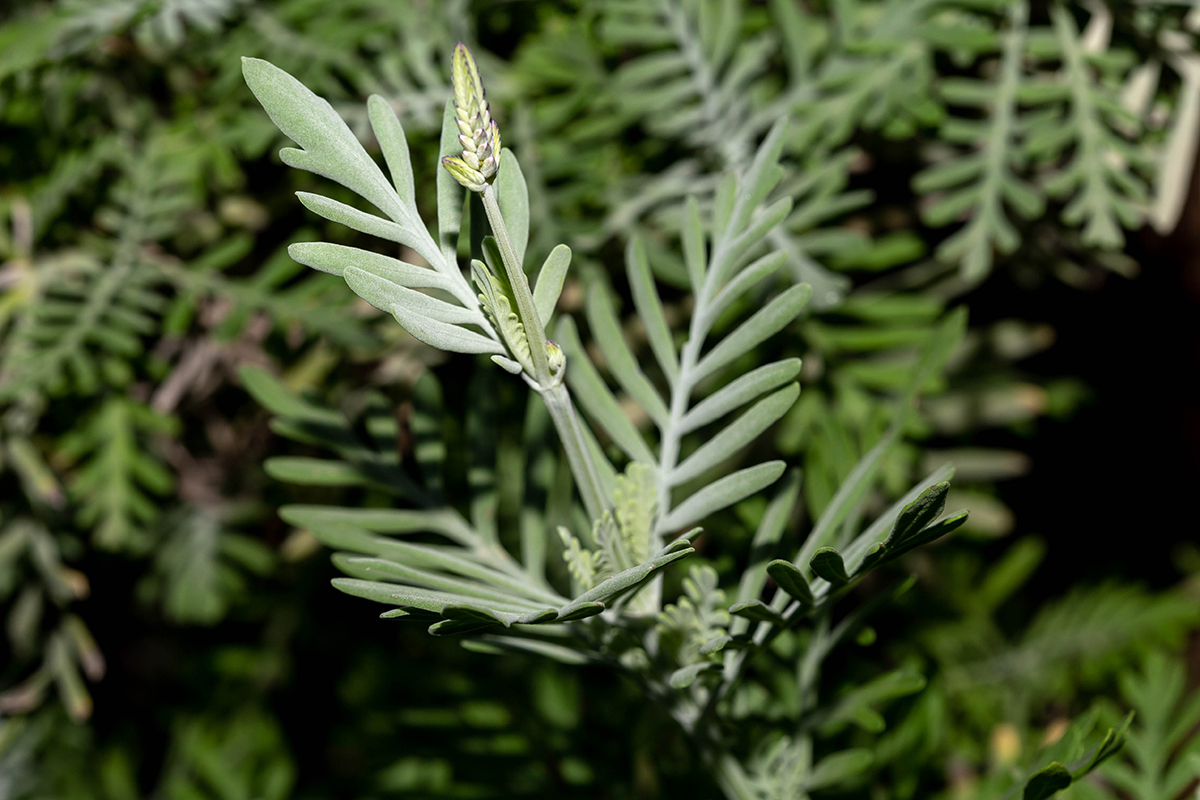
[236,43,1135,798]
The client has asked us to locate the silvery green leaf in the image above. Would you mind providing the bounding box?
[728,118,789,234]
[680,359,801,434]
[389,300,505,356]
[862,511,968,564]
[241,58,408,225]
[585,279,670,427]
[889,482,949,545]
[463,636,591,665]
[806,750,873,791]
[238,366,341,425]
[331,555,546,613]
[662,461,786,532]
[557,602,607,621]
[437,99,463,265]
[300,520,378,553]
[442,604,514,623]
[670,384,798,486]
[533,244,571,325]
[669,662,718,689]
[713,197,793,286]
[835,464,956,573]
[279,505,473,545]
[626,234,679,385]
[496,148,529,268]
[653,531,702,558]
[703,251,786,329]
[692,283,812,384]
[314,528,563,606]
[428,618,495,636]
[557,317,656,465]
[331,578,524,623]
[516,608,560,624]
[343,266,480,326]
[379,609,412,619]
[367,94,414,209]
[295,192,441,272]
[682,196,707,290]
[699,635,735,655]
[558,546,693,618]
[491,355,524,374]
[264,457,368,487]
[288,242,450,290]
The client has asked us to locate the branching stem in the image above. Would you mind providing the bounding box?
[479,183,609,521]
[480,183,550,383]
[540,382,608,523]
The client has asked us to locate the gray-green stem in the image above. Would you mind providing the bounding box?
[541,382,608,524]
[478,183,609,522]
[480,183,551,384]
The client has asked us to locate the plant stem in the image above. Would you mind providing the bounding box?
[541,382,608,523]
[479,184,610,520]
[480,183,551,384]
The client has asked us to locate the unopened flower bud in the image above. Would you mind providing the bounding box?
[546,340,565,374]
[444,43,501,193]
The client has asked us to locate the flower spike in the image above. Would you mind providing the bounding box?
[442,43,501,192]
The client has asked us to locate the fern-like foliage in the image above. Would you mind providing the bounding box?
[56,398,178,552]
[0,140,175,407]
[913,3,1039,280]
[239,46,997,797]
[864,537,1200,784]
[1069,653,1200,800]
[241,57,501,357]
[589,0,1174,285]
[0,520,102,722]
[139,509,274,625]
[915,1,1152,279]
[244,365,691,637]
[54,0,248,55]
[215,0,466,145]
[590,0,856,306]
[948,581,1200,718]
[559,121,806,542]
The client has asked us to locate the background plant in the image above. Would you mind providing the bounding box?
[1,1,1197,798]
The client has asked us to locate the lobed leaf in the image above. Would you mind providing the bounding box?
[585,279,670,426]
[692,283,812,384]
[389,300,505,356]
[669,384,798,486]
[661,462,786,533]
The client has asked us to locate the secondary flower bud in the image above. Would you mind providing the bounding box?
[546,340,565,374]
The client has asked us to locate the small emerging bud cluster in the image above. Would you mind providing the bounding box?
[545,340,565,375]
[442,43,501,193]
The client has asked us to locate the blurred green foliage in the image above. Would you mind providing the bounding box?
[1,1,1197,798]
